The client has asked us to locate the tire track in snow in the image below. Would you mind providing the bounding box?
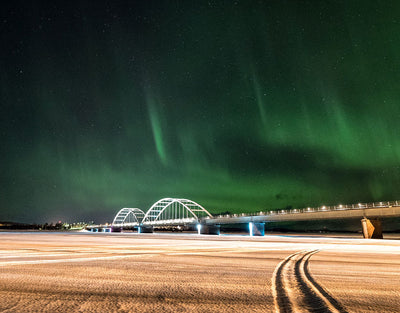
[272,250,348,313]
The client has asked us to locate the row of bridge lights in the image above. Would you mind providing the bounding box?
[288,202,383,214]
[246,202,386,216]
[220,202,394,219]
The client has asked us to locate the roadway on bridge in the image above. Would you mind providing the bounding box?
[0,232,399,312]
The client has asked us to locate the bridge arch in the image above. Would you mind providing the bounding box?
[141,198,213,225]
[112,208,145,226]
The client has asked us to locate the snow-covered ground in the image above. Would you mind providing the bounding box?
[0,232,399,312]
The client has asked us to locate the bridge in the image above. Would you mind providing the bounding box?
[111,198,212,233]
[107,199,400,239]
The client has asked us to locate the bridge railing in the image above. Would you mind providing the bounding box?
[143,217,198,225]
[210,200,400,220]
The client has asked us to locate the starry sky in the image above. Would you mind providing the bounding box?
[1,1,400,223]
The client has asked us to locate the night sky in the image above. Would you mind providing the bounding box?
[2,1,400,223]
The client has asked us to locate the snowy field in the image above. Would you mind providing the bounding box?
[1,232,400,312]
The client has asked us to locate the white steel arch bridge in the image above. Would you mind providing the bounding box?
[112,198,213,228]
[112,208,145,227]
[142,198,213,225]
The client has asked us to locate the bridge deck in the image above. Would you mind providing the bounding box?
[204,205,400,225]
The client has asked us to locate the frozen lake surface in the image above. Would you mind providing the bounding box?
[1,232,400,312]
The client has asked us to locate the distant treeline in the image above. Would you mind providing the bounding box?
[0,222,67,230]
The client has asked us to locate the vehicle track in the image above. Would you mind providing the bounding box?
[271,250,348,313]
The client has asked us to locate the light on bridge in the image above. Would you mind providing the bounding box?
[197,224,202,235]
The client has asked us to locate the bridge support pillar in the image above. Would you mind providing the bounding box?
[138,226,153,233]
[249,222,265,236]
[361,218,383,239]
[200,225,220,235]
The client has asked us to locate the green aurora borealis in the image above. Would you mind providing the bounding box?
[1,1,400,223]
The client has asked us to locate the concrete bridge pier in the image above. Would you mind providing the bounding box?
[138,225,154,233]
[249,222,265,236]
[199,225,220,235]
[361,218,383,239]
